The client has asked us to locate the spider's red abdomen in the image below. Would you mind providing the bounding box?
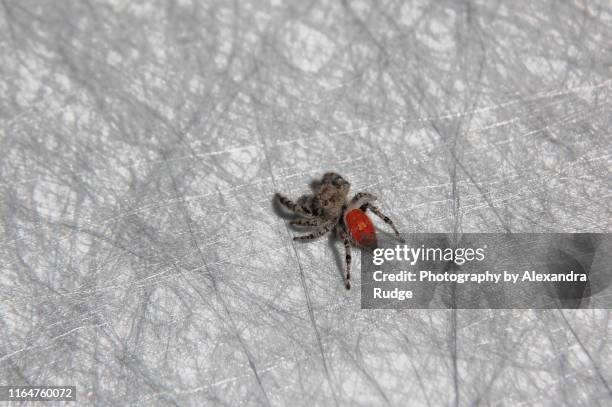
[345,209,377,247]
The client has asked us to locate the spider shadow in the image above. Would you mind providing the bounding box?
[328,233,347,282]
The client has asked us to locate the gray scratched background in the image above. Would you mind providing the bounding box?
[1,0,611,406]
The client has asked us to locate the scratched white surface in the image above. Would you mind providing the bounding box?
[1,1,611,406]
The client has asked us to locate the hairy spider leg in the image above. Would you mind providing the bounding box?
[290,218,324,227]
[338,227,353,289]
[364,203,404,243]
[277,193,313,217]
[348,192,377,209]
[293,221,335,241]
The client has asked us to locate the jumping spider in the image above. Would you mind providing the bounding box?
[276,172,404,289]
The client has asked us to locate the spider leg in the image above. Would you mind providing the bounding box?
[338,227,352,289]
[348,192,377,209]
[276,193,313,217]
[365,203,405,243]
[290,218,324,227]
[293,221,334,241]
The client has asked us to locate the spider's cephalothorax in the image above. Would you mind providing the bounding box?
[276,172,404,289]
